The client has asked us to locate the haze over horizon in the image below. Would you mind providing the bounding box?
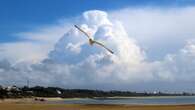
[1,0,195,92]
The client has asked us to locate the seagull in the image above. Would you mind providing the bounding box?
[74,25,114,54]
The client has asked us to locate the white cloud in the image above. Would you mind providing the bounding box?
[46,10,152,87]
[0,42,49,63]
[0,8,195,91]
[110,7,195,60]
[159,39,195,81]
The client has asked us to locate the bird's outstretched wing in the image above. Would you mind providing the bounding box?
[93,40,114,54]
[74,25,91,39]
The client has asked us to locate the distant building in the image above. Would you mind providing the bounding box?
[153,91,158,94]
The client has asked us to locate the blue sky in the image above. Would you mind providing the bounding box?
[1,0,195,91]
[1,0,195,42]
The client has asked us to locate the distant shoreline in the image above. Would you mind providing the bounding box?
[1,86,194,99]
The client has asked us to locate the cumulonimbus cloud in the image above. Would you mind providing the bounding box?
[46,10,151,86]
[0,8,195,91]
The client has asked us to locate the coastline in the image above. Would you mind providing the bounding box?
[1,96,195,105]
[1,98,195,110]
[93,95,195,99]
[1,95,195,102]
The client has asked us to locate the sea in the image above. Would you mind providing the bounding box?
[54,96,195,105]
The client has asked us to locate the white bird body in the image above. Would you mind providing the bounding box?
[74,25,114,54]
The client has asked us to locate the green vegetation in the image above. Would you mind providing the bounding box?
[0,85,194,99]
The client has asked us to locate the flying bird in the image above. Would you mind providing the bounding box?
[74,25,114,54]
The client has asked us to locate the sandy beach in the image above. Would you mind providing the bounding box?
[0,98,195,110]
[0,103,195,110]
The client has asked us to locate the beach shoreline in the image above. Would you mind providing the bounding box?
[1,96,195,104]
[1,98,195,110]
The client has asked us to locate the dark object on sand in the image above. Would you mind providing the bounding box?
[40,98,45,101]
[34,98,46,102]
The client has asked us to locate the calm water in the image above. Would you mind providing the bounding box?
[57,96,195,105]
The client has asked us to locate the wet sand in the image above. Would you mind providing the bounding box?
[0,103,195,110]
[0,99,195,110]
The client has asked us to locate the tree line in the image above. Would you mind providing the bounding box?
[0,85,194,99]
